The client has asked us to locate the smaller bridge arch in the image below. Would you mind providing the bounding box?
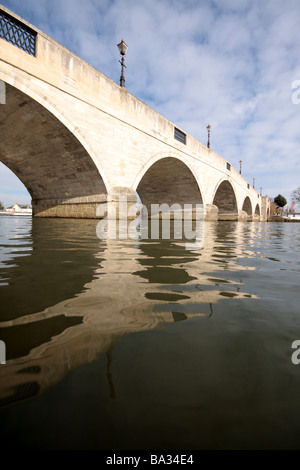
[135,155,203,218]
[213,179,238,221]
[242,196,253,220]
[254,203,260,219]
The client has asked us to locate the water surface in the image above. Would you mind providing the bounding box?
[0,216,300,449]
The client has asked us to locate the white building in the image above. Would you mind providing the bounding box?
[3,203,32,216]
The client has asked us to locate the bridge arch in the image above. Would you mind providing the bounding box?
[255,203,260,217]
[134,155,203,216]
[242,196,253,219]
[0,73,110,190]
[213,179,238,220]
[0,79,108,217]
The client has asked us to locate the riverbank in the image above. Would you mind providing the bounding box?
[268,216,300,223]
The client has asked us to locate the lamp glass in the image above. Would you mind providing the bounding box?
[117,39,128,56]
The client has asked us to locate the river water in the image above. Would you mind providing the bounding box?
[0,216,300,450]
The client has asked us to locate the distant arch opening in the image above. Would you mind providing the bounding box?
[0,162,31,211]
[255,204,260,217]
[136,157,203,218]
[0,83,107,217]
[242,196,253,220]
[213,180,238,221]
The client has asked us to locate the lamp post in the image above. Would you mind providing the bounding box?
[253,177,255,189]
[117,38,128,87]
[239,160,242,174]
[206,124,211,149]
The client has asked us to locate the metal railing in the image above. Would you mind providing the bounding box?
[0,9,37,57]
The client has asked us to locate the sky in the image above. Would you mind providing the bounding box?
[0,0,300,208]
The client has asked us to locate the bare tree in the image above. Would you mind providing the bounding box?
[291,187,300,207]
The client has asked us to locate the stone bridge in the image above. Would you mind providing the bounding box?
[0,6,269,221]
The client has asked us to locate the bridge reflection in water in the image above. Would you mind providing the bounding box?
[0,218,258,407]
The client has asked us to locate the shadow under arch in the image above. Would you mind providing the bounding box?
[255,203,260,217]
[0,81,108,216]
[213,179,238,221]
[242,196,253,219]
[135,156,203,216]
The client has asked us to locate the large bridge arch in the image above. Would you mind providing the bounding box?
[0,72,110,190]
[212,179,238,221]
[134,155,203,217]
[0,80,108,218]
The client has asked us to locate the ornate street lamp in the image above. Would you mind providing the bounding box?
[253,177,255,189]
[206,124,211,149]
[239,160,242,174]
[117,38,128,87]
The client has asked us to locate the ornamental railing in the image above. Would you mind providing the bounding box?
[0,9,37,57]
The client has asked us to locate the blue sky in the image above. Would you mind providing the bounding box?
[1,0,300,208]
